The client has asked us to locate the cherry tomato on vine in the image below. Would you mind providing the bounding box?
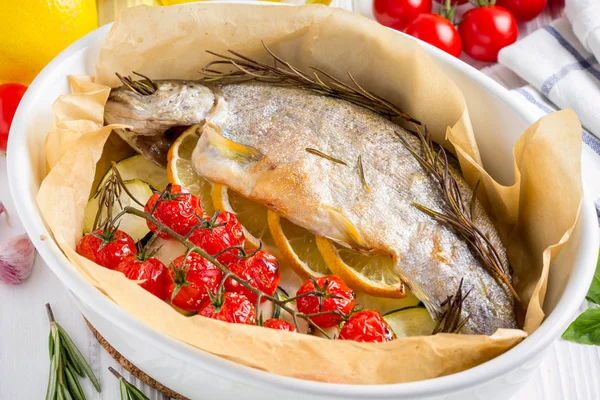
[496,0,547,21]
[263,319,297,332]
[458,6,518,62]
[373,0,432,32]
[405,14,462,57]
[198,292,256,324]
[225,250,280,303]
[167,252,223,312]
[0,83,27,152]
[76,229,137,270]
[116,255,168,300]
[190,211,245,265]
[296,275,356,328]
[144,184,203,239]
[338,310,396,343]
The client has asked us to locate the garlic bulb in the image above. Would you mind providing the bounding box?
[0,234,36,285]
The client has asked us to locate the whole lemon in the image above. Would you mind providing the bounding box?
[0,0,98,85]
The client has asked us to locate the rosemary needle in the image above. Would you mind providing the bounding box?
[45,304,101,400]
[109,367,150,400]
[305,148,348,166]
[357,155,371,193]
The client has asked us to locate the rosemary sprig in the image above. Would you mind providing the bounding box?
[305,148,348,166]
[432,279,470,334]
[200,42,420,124]
[397,127,520,303]
[45,304,101,400]
[357,155,371,193]
[109,367,149,400]
[116,72,158,96]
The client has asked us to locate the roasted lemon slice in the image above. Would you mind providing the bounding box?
[315,237,406,298]
[167,125,214,214]
[212,184,274,249]
[268,210,331,280]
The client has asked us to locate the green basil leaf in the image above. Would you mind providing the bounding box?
[562,308,600,345]
[585,251,600,304]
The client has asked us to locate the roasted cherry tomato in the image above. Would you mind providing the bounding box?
[225,250,280,303]
[373,0,432,32]
[296,275,356,328]
[263,318,297,332]
[116,255,168,300]
[0,83,27,152]
[496,0,547,21]
[190,211,245,265]
[405,14,462,57]
[167,252,223,312]
[76,229,137,270]
[458,6,518,62]
[144,184,203,239]
[338,310,396,343]
[198,292,256,324]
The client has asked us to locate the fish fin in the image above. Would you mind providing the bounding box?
[201,122,264,164]
[390,257,443,318]
[326,207,369,250]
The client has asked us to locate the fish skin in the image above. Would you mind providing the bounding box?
[104,80,517,335]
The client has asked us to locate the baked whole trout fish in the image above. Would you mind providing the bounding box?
[105,77,517,335]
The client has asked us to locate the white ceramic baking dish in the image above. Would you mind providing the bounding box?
[7,5,599,399]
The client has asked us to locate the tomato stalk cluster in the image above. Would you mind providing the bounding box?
[102,168,354,338]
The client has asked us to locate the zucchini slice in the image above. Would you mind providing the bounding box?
[84,179,153,241]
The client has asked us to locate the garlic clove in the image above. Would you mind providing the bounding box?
[0,234,36,285]
[0,200,5,219]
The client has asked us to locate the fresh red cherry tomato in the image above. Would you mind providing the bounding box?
[0,83,27,152]
[496,0,547,21]
[263,318,297,332]
[405,14,462,57]
[76,229,137,270]
[458,6,518,62]
[198,292,256,324]
[116,255,169,300]
[296,275,356,328]
[225,250,280,303]
[373,0,432,32]
[338,310,396,343]
[144,184,203,239]
[167,252,223,312]
[190,211,245,265]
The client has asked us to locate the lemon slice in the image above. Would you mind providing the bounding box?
[212,184,274,249]
[167,125,214,215]
[268,210,331,280]
[315,237,406,298]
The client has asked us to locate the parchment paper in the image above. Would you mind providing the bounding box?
[37,4,582,384]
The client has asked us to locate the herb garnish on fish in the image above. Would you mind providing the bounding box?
[305,148,348,166]
[357,155,371,193]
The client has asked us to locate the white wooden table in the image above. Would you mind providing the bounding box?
[2,1,600,398]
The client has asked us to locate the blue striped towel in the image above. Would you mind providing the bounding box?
[498,18,600,222]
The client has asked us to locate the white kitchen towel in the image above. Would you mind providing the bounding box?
[511,85,600,221]
[498,18,600,140]
[565,0,600,61]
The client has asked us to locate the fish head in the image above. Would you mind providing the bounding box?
[104,79,216,165]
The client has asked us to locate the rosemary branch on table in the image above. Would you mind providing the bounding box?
[45,303,100,400]
[109,367,149,400]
